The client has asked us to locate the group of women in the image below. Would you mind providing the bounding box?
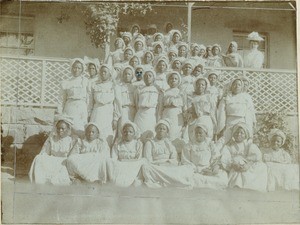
[28,25,298,192]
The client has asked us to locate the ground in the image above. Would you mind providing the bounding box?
[2,169,299,225]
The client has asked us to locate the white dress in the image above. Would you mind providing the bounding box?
[221,140,268,191]
[61,76,89,133]
[244,49,264,69]
[223,53,244,67]
[142,138,194,188]
[134,85,160,136]
[66,138,110,183]
[263,149,299,191]
[181,139,228,189]
[29,135,78,185]
[206,56,224,67]
[155,73,169,92]
[217,93,256,140]
[90,81,121,143]
[119,83,137,123]
[107,139,145,187]
[179,75,195,97]
[161,88,186,140]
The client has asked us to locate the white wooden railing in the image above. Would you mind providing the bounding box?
[0,55,298,115]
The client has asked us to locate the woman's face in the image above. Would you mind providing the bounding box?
[166,23,173,33]
[172,60,182,70]
[271,135,283,150]
[135,68,143,81]
[124,50,133,61]
[168,74,180,88]
[194,127,207,143]
[123,36,130,45]
[212,46,220,56]
[115,39,123,49]
[192,46,200,56]
[123,68,133,83]
[144,53,153,64]
[233,127,247,143]
[134,41,143,51]
[72,62,83,77]
[183,63,193,76]
[122,125,135,142]
[85,125,99,142]
[144,71,154,86]
[193,66,203,77]
[206,47,213,57]
[156,124,168,139]
[229,43,237,53]
[100,67,111,81]
[231,79,243,95]
[154,45,163,54]
[154,35,163,42]
[195,79,207,94]
[172,33,180,43]
[56,121,70,138]
[157,60,167,73]
[243,80,249,92]
[129,57,139,68]
[199,49,206,57]
[208,74,217,86]
[250,41,259,49]
[168,52,177,62]
[132,26,139,34]
[88,64,97,77]
[178,46,187,57]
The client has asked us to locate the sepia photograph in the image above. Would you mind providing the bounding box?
[1,1,299,224]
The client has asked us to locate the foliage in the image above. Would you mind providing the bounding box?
[83,3,153,49]
[254,111,297,162]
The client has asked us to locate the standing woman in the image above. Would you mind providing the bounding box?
[29,115,77,185]
[168,30,182,48]
[109,37,125,65]
[154,57,169,92]
[161,71,187,141]
[244,32,264,69]
[134,69,161,140]
[84,56,101,86]
[133,38,146,59]
[179,59,195,97]
[90,64,121,146]
[206,44,224,67]
[61,58,89,137]
[217,78,256,141]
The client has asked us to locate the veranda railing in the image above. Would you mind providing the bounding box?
[0,55,298,115]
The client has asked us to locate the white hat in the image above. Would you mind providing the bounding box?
[166,71,182,86]
[83,56,101,71]
[70,58,86,72]
[54,114,74,128]
[155,118,171,131]
[247,31,264,42]
[268,129,286,146]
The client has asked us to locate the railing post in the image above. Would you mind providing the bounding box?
[40,60,46,108]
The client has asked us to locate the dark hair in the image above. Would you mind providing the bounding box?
[56,120,70,129]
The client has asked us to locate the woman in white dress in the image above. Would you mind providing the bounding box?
[107,122,145,187]
[90,64,121,146]
[60,58,89,136]
[168,29,182,48]
[133,38,146,59]
[244,32,264,69]
[129,55,141,70]
[160,71,187,141]
[109,38,125,65]
[154,57,169,92]
[152,41,166,65]
[179,59,195,97]
[142,119,194,188]
[134,69,161,140]
[189,43,206,67]
[121,32,133,48]
[177,42,189,61]
[220,122,268,191]
[222,41,244,67]
[66,123,110,183]
[142,50,154,69]
[181,122,228,189]
[29,115,77,185]
[217,77,256,141]
[206,44,224,67]
[171,58,183,73]
[263,129,299,191]
[167,46,178,65]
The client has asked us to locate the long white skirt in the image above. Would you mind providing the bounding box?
[90,103,114,143]
[192,170,228,189]
[63,99,88,134]
[107,158,146,187]
[266,162,299,191]
[142,163,194,188]
[29,154,71,185]
[134,108,156,140]
[228,162,268,192]
[162,107,184,141]
[66,153,107,183]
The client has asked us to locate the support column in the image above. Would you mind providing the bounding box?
[187,2,194,44]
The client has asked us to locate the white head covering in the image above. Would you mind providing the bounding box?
[100,64,114,79]
[121,32,133,41]
[212,44,222,53]
[194,122,209,134]
[133,38,145,49]
[122,121,140,139]
[54,114,74,128]
[152,41,165,49]
[168,46,178,55]
[199,44,206,51]
[129,55,142,65]
[194,77,210,91]
[166,71,182,86]
[124,46,135,54]
[181,59,195,70]
[155,118,171,132]
[85,122,101,134]
[130,24,140,33]
[206,70,221,78]
[143,68,156,80]
[247,31,264,42]
[83,56,100,72]
[169,29,182,40]
[190,43,200,50]
[231,122,251,140]
[155,57,169,71]
[143,50,154,61]
[229,77,245,93]
[268,129,286,146]
[177,42,189,50]
[70,58,86,73]
[153,32,164,41]
[114,37,126,50]
[122,65,135,82]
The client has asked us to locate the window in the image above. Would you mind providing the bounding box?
[233,31,269,68]
[0,15,34,56]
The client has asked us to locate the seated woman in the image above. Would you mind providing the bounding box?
[220,122,268,191]
[29,115,77,185]
[181,122,228,189]
[107,122,145,187]
[142,119,194,188]
[222,41,244,67]
[263,129,299,191]
[66,123,110,183]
